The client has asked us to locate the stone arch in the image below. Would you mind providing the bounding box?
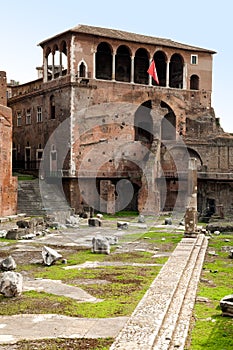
[115,45,131,82]
[96,42,113,80]
[187,147,203,169]
[134,48,149,85]
[169,53,184,88]
[153,51,167,87]
[134,100,153,147]
[53,45,60,74]
[161,101,176,140]
[60,40,68,74]
[190,74,199,90]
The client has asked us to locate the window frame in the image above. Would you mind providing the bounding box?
[37,106,42,123]
[191,54,198,65]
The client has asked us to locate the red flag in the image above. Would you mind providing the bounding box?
[147,60,159,85]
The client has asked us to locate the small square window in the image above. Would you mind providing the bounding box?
[191,55,198,65]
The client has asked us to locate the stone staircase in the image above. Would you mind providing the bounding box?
[17,178,71,220]
[110,234,208,350]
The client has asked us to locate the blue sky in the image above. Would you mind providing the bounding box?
[1,0,232,131]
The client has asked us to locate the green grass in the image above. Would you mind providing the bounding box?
[13,172,36,181]
[188,234,233,349]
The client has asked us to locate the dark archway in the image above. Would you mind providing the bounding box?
[154,51,167,87]
[134,48,149,85]
[115,45,131,82]
[169,53,184,88]
[134,100,153,146]
[96,42,112,80]
[161,101,176,140]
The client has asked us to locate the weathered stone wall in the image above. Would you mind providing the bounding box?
[0,71,17,216]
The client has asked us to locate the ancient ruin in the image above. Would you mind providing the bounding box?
[5,24,233,218]
[0,71,17,216]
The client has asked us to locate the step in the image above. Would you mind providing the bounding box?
[110,234,208,350]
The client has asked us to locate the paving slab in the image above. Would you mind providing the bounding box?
[0,314,129,344]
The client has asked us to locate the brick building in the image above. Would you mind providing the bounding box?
[7,25,233,216]
[0,71,17,216]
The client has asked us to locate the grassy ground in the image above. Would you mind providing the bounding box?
[187,233,233,349]
[1,218,232,349]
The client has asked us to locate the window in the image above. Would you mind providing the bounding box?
[17,112,22,126]
[50,95,55,119]
[37,106,42,123]
[36,148,43,169]
[191,55,198,65]
[26,108,31,124]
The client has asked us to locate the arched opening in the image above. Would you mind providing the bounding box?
[79,62,86,78]
[60,41,67,75]
[50,95,55,119]
[115,45,131,82]
[134,48,149,84]
[154,51,167,87]
[96,42,112,80]
[161,101,176,140]
[169,53,184,88]
[187,148,203,170]
[190,74,199,90]
[134,100,153,146]
[53,45,60,78]
[46,47,52,81]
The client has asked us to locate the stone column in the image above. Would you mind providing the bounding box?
[184,158,198,237]
[112,51,116,80]
[43,53,48,83]
[52,52,55,80]
[59,51,63,76]
[100,180,115,214]
[130,56,134,83]
[92,50,96,79]
[166,61,170,87]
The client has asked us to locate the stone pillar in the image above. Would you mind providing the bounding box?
[92,50,96,79]
[59,51,63,76]
[52,52,55,80]
[184,158,198,237]
[166,61,170,87]
[130,56,134,83]
[44,55,48,82]
[112,51,116,80]
[100,180,115,214]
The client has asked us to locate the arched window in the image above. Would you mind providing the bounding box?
[169,54,184,89]
[134,48,149,85]
[50,95,55,119]
[190,74,199,90]
[115,45,131,82]
[96,42,112,80]
[79,62,86,78]
[153,51,167,87]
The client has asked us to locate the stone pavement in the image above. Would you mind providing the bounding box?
[0,216,208,348]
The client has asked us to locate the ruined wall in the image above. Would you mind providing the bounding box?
[0,71,17,216]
